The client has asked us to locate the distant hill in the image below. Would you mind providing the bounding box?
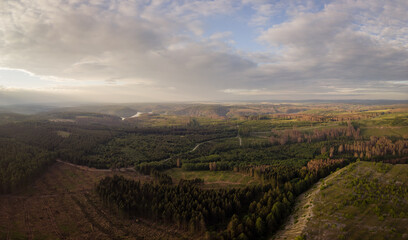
[0,112,30,125]
[1,101,407,121]
[0,104,56,115]
[60,105,139,118]
[171,105,230,118]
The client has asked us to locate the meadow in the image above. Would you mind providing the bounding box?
[164,168,259,188]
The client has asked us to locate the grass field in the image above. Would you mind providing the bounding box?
[304,161,408,240]
[132,115,229,128]
[360,126,408,137]
[56,130,71,138]
[0,162,193,240]
[165,168,259,188]
[359,112,408,127]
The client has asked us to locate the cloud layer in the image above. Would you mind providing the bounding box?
[0,0,407,103]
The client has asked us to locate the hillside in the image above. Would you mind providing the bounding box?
[0,161,192,239]
[304,161,408,239]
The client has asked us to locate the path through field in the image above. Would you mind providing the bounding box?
[272,167,347,240]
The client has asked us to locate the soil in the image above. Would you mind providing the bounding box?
[0,161,193,240]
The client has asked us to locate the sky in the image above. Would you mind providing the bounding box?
[0,0,407,104]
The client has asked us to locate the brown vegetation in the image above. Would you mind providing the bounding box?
[0,162,191,240]
[344,136,408,160]
[269,122,360,145]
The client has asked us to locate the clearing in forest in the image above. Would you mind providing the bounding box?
[165,168,259,188]
[0,162,194,240]
[272,166,346,240]
[304,161,408,240]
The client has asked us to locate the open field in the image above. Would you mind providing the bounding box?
[359,112,408,127]
[304,161,408,240]
[56,131,71,138]
[164,168,259,188]
[360,126,408,137]
[0,162,192,240]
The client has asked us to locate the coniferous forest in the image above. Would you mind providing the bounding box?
[2,1,408,239]
[0,103,407,239]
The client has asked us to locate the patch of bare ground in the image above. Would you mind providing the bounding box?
[0,161,194,240]
[271,167,346,240]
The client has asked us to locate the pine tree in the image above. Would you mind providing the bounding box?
[255,217,265,236]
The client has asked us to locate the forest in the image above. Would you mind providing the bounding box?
[0,102,407,239]
[96,158,349,239]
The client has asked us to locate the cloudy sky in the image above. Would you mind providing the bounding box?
[0,0,407,104]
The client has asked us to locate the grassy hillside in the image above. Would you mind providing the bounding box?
[304,161,408,240]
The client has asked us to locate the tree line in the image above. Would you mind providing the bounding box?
[0,138,56,193]
[268,122,360,146]
[96,158,351,239]
[0,120,236,192]
[342,136,408,161]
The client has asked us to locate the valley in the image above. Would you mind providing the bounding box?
[0,101,407,239]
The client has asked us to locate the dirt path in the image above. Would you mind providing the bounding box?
[272,167,347,240]
[56,160,112,172]
[189,137,228,152]
[56,159,135,172]
[22,199,34,240]
[190,142,204,152]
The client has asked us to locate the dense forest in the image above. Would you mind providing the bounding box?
[0,138,55,193]
[1,113,407,194]
[97,158,350,239]
[88,127,236,168]
[0,119,236,192]
[1,104,407,239]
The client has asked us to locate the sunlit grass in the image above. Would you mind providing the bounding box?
[164,168,259,188]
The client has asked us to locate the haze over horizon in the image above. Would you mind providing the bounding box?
[1,0,408,104]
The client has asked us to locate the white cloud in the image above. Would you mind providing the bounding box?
[209,32,233,40]
[0,0,407,103]
[258,0,408,85]
[0,0,254,87]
